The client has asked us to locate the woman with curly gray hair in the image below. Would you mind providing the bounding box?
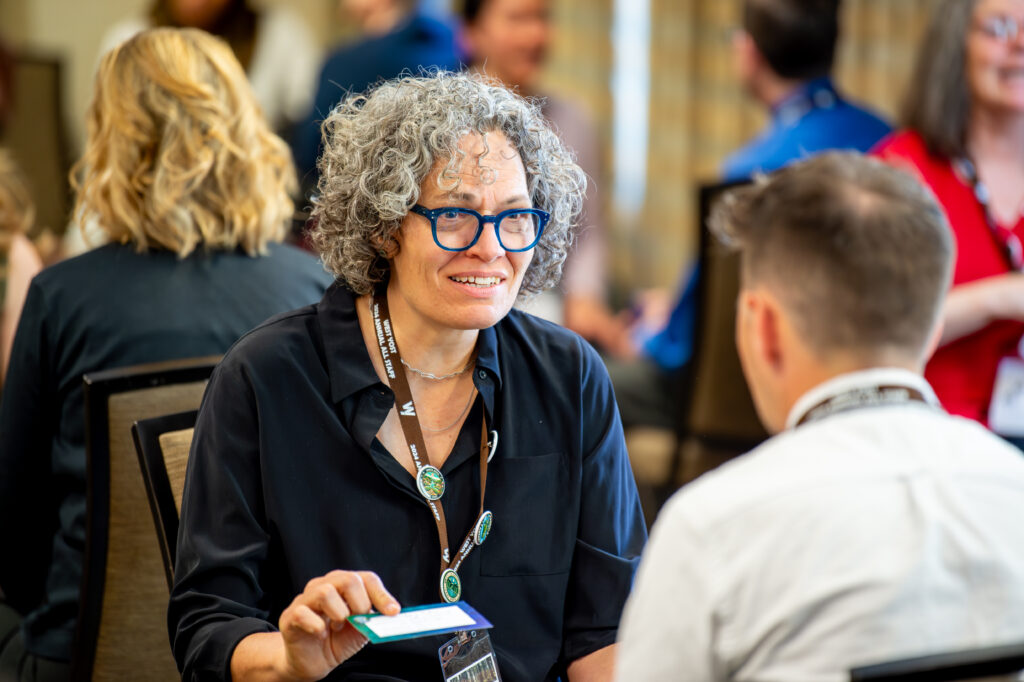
[170,71,646,682]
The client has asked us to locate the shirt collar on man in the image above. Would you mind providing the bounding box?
[773,76,840,128]
[785,367,940,431]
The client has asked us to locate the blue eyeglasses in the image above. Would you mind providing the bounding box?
[410,204,550,252]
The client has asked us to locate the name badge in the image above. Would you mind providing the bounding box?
[439,628,502,682]
[989,356,1024,436]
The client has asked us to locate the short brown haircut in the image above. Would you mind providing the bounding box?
[743,0,840,81]
[901,0,976,160]
[710,152,953,359]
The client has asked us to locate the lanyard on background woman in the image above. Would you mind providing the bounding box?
[370,292,494,603]
[955,157,1024,271]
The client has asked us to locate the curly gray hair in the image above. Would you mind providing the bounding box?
[309,71,587,296]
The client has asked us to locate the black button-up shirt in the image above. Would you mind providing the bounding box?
[169,283,647,681]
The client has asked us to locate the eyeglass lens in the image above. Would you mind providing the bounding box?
[434,209,540,251]
[978,15,1021,42]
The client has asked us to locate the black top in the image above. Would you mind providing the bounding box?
[169,283,647,681]
[0,242,333,660]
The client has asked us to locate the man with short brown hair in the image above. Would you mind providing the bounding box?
[616,152,1024,681]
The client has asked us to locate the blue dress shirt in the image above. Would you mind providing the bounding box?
[646,78,891,371]
[292,10,463,185]
[721,77,891,182]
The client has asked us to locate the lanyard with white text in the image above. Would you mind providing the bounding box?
[955,157,1024,271]
[370,292,493,603]
[795,385,930,428]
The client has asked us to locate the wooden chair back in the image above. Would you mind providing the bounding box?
[668,180,768,487]
[73,356,219,682]
[0,52,72,235]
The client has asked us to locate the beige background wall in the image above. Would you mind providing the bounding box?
[0,0,335,152]
[1,0,937,298]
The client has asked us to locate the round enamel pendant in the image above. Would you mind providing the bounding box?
[440,568,462,603]
[416,465,445,501]
[473,511,493,545]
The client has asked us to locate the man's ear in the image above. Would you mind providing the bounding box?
[732,29,761,86]
[921,315,945,367]
[746,289,785,375]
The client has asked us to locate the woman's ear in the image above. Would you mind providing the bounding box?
[373,235,398,259]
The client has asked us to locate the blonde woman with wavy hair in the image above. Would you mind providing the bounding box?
[73,26,295,255]
[0,28,331,678]
[0,150,42,384]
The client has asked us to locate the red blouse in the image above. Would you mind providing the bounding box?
[875,130,1024,425]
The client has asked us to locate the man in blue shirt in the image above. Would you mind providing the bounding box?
[722,0,890,180]
[292,0,462,189]
[611,0,892,430]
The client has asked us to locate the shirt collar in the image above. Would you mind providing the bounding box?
[772,76,839,127]
[318,282,381,404]
[785,367,939,431]
[317,281,505,404]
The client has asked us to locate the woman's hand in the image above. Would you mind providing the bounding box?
[941,273,1024,346]
[231,570,401,681]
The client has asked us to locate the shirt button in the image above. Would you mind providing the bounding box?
[477,370,488,380]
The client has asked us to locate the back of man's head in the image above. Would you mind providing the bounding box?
[743,0,840,81]
[711,152,953,366]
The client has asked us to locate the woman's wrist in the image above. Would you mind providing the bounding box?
[231,632,308,682]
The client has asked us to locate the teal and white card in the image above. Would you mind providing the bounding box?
[347,601,492,644]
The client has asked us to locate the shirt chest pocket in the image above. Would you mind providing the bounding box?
[479,452,574,576]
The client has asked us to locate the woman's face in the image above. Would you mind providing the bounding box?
[464,0,551,89]
[388,131,535,333]
[966,0,1024,115]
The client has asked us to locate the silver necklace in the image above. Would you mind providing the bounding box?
[420,387,478,432]
[366,297,473,380]
[400,357,472,381]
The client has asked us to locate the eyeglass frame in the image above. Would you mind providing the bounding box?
[409,204,550,253]
[974,14,1023,44]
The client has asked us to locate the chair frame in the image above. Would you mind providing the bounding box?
[849,641,1024,681]
[132,409,199,589]
[72,356,219,682]
[1,51,74,234]
[663,179,766,495]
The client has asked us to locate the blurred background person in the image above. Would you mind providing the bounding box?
[461,0,624,352]
[875,0,1024,445]
[0,28,332,678]
[293,0,462,191]
[0,150,43,385]
[99,0,319,136]
[722,0,890,180]
[609,0,892,432]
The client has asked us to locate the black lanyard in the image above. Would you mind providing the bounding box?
[370,292,493,603]
[795,385,930,428]
[954,157,1024,271]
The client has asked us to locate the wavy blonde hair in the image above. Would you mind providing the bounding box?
[310,71,586,296]
[72,27,296,256]
[0,150,34,255]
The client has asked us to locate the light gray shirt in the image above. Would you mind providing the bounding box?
[617,368,1024,681]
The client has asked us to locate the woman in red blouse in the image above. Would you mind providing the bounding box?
[875,0,1024,433]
